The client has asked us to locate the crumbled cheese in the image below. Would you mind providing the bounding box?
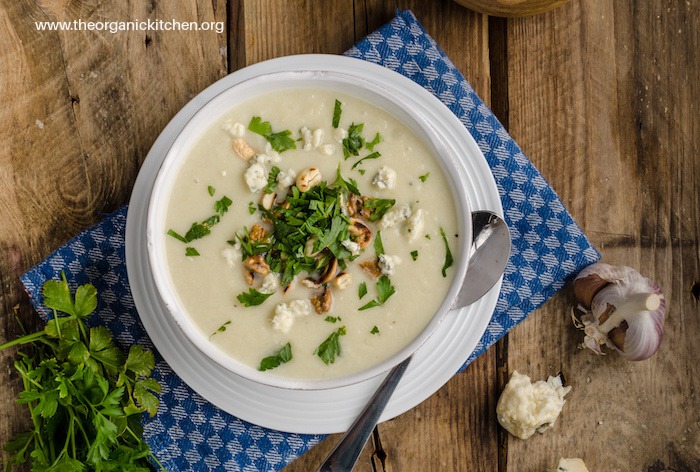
[276,168,297,189]
[341,239,361,256]
[264,142,280,163]
[378,254,402,276]
[221,244,241,267]
[271,300,311,333]
[554,458,590,472]
[312,128,324,148]
[372,166,397,190]
[496,371,572,440]
[318,144,335,156]
[260,273,279,294]
[244,163,268,193]
[222,121,246,138]
[405,208,424,241]
[380,204,412,229]
[253,151,281,166]
[300,126,313,151]
[333,127,348,143]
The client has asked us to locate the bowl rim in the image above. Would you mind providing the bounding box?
[146,64,472,390]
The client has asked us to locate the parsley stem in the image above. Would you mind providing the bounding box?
[0,330,45,350]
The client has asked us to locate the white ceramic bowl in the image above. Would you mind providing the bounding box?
[146,60,472,390]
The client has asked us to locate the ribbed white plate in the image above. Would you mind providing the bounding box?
[125,55,502,435]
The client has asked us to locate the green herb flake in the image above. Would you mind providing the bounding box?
[265,166,281,194]
[370,326,380,335]
[259,342,293,371]
[167,229,187,243]
[236,288,274,307]
[332,99,342,128]
[185,247,200,257]
[210,320,231,338]
[314,326,347,365]
[358,282,368,299]
[324,316,341,323]
[351,151,381,170]
[419,172,430,183]
[425,234,432,240]
[214,195,233,216]
[359,276,396,311]
[358,169,366,175]
[248,116,296,153]
[248,201,256,215]
[365,132,383,152]
[332,166,361,195]
[374,231,385,257]
[364,198,396,222]
[440,227,454,277]
[208,185,216,196]
[342,123,365,159]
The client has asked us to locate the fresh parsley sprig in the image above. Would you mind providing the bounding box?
[259,343,293,371]
[0,274,164,472]
[358,275,396,311]
[236,288,274,307]
[440,227,454,277]
[342,123,365,159]
[314,326,346,365]
[248,116,296,153]
[332,100,342,128]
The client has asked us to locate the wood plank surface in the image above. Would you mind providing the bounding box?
[1,0,698,471]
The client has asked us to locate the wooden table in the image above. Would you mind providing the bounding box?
[1,1,698,471]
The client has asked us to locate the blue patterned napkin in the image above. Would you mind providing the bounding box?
[20,10,600,472]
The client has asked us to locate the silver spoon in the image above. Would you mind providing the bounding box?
[317,211,511,472]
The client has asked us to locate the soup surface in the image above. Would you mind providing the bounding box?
[163,88,459,380]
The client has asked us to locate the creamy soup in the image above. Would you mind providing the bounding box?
[163,89,459,380]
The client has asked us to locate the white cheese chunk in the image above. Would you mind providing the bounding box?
[380,204,412,229]
[554,458,590,472]
[311,128,324,148]
[405,208,424,241]
[222,121,245,138]
[300,126,313,151]
[244,163,268,193]
[341,239,361,256]
[271,300,311,333]
[318,144,335,156]
[378,254,402,276]
[221,244,241,267]
[260,273,279,294]
[264,142,280,163]
[333,127,348,143]
[276,168,297,189]
[496,371,572,440]
[372,166,397,190]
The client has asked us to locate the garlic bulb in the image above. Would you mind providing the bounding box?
[571,263,666,361]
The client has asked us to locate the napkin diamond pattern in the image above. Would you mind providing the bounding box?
[20,10,599,472]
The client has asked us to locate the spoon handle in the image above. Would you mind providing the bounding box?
[316,356,412,472]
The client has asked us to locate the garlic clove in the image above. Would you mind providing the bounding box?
[572,262,666,361]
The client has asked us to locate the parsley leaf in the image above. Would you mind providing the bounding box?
[371,326,380,334]
[364,198,396,222]
[411,250,419,261]
[365,132,383,152]
[419,172,430,182]
[351,151,381,170]
[185,247,200,256]
[265,166,281,194]
[440,227,454,277]
[359,276,396,311]
[259,342,293,371]
[358,282,368,299]
[332,99,342,128]
[208,185,216,196]
[210,320,231,338]
[214,196,233,216]
[374,231,385,257]
[248,116,296,153]
[332,166,360,195]
[314,326,347,365]
[342,123,364,159]
[324,316,341,323]
[236,288,274,307]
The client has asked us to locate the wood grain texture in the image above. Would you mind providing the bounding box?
[504,0,700,470]
[0,0,226,467]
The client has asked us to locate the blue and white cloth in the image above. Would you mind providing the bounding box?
[20,10,600,471]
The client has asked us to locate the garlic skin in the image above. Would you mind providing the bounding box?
[572,263,666,361]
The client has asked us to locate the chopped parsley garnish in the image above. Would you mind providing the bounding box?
[332,166,360,195]
[214,195,233,215]
[365,133,383,152]
[419,172,430,183]
[342,123,365,159]
[236,288,273,307]
[314,326,346,365]
[374,231,385,257]
[358,169,366,175]
[248,201,256,215]
[358,282,368,299]
[259,342,292,371]
[425,234,432,240]
[440,227,454,277]
[248,116,296,153]
[185,247,200,257]
[359,276,396,310]
[210,320,231,338]
[370,326,380,335]
[351,151,381,170]
[332,99,342,128]
[208,185,216,196]
[364,198,396,222]
[265,166,281,194]
[410,250,418,261]
[324,316,341,323]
